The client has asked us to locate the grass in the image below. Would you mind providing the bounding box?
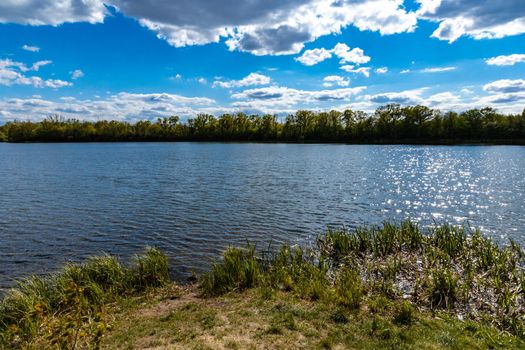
[100,286,524,349]
[200,220,525,338]
[0,247,168,349]
[1,220,524,349]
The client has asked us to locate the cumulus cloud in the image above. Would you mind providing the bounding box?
[22,45,40,52]
[3,1,524,54]
[485,54,525,66]
[375,67,388,74]
[295,48,333,66]
[70,69,84,80]
[296,42,370,66]
[0,59,71,88]
[0,92,221,121]
[0,0,418,56]
[417,0,525,42]
[230,85,366,113]
[367,88,426,105]
[340,65,371,77]
[483,79,525,93]
[323,75,350,87]
[213,73,271,88]
[332,43,371,65]
[0,0,106,25]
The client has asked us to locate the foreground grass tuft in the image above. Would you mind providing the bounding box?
[0,247,168,349]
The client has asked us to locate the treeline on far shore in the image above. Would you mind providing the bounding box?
[0,104,524,144]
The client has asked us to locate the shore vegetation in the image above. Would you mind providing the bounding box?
[1,221,524,349]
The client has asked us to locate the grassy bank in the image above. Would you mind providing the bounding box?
[0,248,169,349]
[1,221,524,349]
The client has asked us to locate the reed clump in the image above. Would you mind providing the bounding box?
[200,220,525,337]
[0,247,168,349]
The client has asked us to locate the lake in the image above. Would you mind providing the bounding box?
[1,143,524,289]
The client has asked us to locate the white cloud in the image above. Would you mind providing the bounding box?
[295,48,332,66]
[420,66,456,73]
[483,79,525,93]
[22,45,40,52]
[332,43,371,65]
[375,67,388,74]
[1,59,52,73]
[70,69,84,80]
[417,0,525,42]
[485,54,525,66]
[0,0,418,56]
[0,0,106,25]
[3,1,524,55]
[340,65,371,77]
[323,75,350,87]
[0,92,221,122]
[367,88,426,105]
[475,91,525,112]
[400,69,411,74]
[197,77,207,84]
[213,73,271,88]
[30,60,52,71]
[0,59,70,88]
[230,85,366,113]
[296,42,370,66]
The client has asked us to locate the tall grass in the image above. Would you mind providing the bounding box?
[200,220,525,337]
[0,247,168,348]
[200,245,260,296]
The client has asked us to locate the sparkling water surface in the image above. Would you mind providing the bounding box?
[1,143,524,289]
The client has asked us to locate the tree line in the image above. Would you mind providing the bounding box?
[0,104,524,144]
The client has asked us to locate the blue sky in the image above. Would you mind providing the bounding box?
[0,0,524,122]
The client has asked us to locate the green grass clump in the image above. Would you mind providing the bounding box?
[200,245,260,296]
[335,268,363,309]
[0,247,169,349]
[428,267,460,309]
[127,248,169,290]
[201,220,525,338]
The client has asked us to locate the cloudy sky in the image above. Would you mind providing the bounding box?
[0,0,524,122]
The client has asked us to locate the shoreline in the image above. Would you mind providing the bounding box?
[2,139,525,146]
[1,220,524,348]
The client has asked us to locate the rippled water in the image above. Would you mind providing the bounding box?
[1,143,524,288]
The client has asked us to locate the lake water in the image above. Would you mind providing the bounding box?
[1,143,524,289]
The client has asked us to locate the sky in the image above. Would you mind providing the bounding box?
[0,0,524,122]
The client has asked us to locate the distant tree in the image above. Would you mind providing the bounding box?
[1,105,523,144]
